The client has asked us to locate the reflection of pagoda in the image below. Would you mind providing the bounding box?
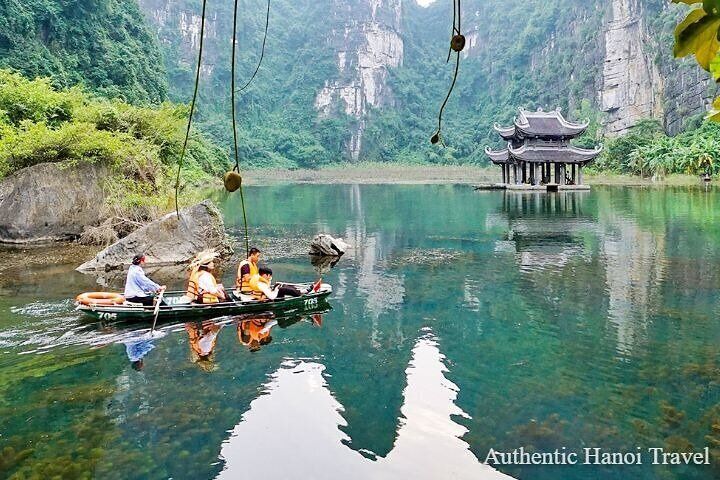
[488,191,595,271]
[485,108,602,191]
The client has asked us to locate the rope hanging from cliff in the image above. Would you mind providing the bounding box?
[431,0,465,145]
[174,0,209,216]
[231,0,250,257]
[236,0,271,94]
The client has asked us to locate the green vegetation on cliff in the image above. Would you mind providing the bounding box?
[0,0,167,104]
[0,70,228,213]
[594,119,720,177]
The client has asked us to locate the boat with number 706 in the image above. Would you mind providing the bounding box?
[75,283,333,322]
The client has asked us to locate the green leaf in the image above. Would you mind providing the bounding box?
[674,8,720,70]
[704,0,720,15]
[711,52,720,80]
[707,97,720,122]
[706,108,720,122]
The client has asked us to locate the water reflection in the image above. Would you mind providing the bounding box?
[237,315,276,352]
[493,192,595,273]
[121,330,166,371]
[185,320,222,370]
[217,330,510,479]
[491,190,668,357]
[3,185,720,480]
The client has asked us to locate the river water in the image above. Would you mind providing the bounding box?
[1,184,719,480]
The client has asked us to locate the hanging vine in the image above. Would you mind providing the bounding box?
[223,0,272,257]
[431,0,465,145]
[174,0,208,216]
[236,0,271,94]
[223,0,251,257]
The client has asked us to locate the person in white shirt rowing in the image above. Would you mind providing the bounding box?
[124,253,166,306]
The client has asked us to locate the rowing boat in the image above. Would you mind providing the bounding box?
[75,283,332,322]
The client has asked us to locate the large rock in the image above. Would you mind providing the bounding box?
[309,234,350,256]
[0,163,108,243]
[76,200,232,272]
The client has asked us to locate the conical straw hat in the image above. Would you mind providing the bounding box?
[189,249,219,269]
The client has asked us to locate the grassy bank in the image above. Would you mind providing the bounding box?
[241,163,497,185]
[241,163,710,187]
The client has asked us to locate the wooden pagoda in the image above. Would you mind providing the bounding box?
[485,107,602,190]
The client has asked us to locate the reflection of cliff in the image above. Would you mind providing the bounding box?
[343,184,405,321]
[599,212,666,356]
[217,333,510,479]
[491,191,667,356]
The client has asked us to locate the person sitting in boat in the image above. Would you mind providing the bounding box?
[186,250,226,304]
[236,247,261,294]
[250,266,315,300]
[124,253,166,306]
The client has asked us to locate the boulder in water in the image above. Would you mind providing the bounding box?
[0,163,108,243]
[309,234,350,256]
[76,200,232,272]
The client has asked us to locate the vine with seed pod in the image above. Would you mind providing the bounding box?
[431,0,465,146]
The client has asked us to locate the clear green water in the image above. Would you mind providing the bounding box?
[1,184,720,480]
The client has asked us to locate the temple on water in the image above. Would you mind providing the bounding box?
[485,107,602,191]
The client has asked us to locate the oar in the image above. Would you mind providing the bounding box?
[150,287,166,333]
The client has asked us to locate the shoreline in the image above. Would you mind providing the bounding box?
[240,165,710,187]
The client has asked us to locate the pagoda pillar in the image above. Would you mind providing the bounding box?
[578,164,584,185]
[521,162,527,184]
[560,164,566,185]
[554,163,560,184]
[501,164,506,184]
[532,164,539,186]
[513,164,519,184]
[571,164,576,185]
[545,162,550,183]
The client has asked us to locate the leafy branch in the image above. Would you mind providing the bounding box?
[673,0,720,120]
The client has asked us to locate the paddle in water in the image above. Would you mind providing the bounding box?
[150,286,166,334]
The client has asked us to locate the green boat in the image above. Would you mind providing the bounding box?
[75,282,332,322]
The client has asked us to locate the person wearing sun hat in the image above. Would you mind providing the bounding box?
[186,249,226,303]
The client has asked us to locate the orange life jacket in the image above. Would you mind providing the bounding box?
[186,268,220,303]
[236,259,259,292]
[239,318,271,345]
[252,276,271,300]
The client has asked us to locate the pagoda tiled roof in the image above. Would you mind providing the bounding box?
[493,108,590,140]
[507,143,602,164]
[484,146,512,164]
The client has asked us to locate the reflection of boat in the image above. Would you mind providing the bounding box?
[75,283,332,322]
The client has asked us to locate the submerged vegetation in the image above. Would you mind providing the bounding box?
[0,69,228,216]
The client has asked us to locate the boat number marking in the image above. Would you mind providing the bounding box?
[303,298,318,309]
[98,312,118,320]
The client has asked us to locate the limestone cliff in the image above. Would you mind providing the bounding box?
[600,0,663,136]
[315,0,404,160]
[600,0,718,136]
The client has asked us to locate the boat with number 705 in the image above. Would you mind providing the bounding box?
[75,283,333,322]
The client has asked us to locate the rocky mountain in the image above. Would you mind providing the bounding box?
[0,0,167,104]
[133,0,716,164]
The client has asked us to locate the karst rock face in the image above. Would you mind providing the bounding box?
[137,0,716,153]
[314,0,404,160]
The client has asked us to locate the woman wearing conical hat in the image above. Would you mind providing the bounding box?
[186,250,226,304]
